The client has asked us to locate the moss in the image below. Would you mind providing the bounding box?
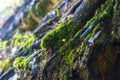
[34,0,60,19]
[55,8,60,17]
[41,0,115,79]
[99,0,114,19]
[85,24,100,41]
[13,56,32,70]
[0,60,10,70]
[73,0,114,42]
[75,0,114,42]
[13,56,24,69]
[41,20,77,51]
[41,0,114,51]
[23,34,36,49]
[0,41,8,50]
[58,50,75,80]
[15,33,36,55]
[51,29,84,79]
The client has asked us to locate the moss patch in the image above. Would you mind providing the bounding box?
[41,20,77,51]
[13,56,32,70]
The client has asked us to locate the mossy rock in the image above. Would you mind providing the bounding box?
[40,0,116,80]
[41,20,77,51]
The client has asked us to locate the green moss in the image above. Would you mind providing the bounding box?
[0,41,8,50]
[23,34,36,49]
[13,57,24,69]
[48,35,83,79]
[85,24,100,41]
[59,50,75,80]
[41,0,114,51]
[40,0,115,79]
[41,20,77,51]
[99,0,114,19]
[75,0,114,41]
[85,0,113,28]
[55,8,60,17]
[13,56,32,70]
[0,60,9,70]
[74,0,114,40]
[15,33,36,54]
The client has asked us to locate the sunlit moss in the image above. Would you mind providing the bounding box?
[11,31,36,54]
[13,56,24,69]
[13,56,32,70]
[0,60,10,70]
[55,8,60,17]
[23,33,36,50]
[41,20,76,51]
[0,41,8,50]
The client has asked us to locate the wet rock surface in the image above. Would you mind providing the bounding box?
[0,0,120,80]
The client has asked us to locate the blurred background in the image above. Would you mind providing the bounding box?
[0,0,23,28]
[0,0,60,76]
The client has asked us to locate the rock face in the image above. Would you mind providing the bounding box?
[0,0,120,80]
[39,0,120,80]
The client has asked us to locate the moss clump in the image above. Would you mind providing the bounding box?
[59,50,75,80]
[13,57,24,69]
[13,56,32,70]
[41,20,77,51]
[0,60,10,71]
